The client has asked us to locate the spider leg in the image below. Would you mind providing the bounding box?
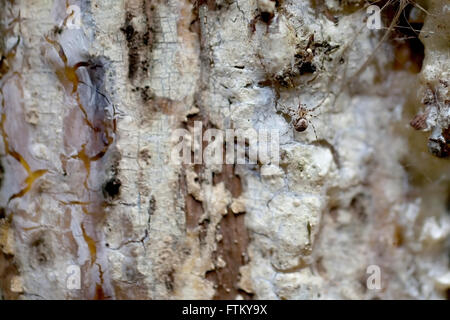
[309,93,330,112]
[276,101,288,110]
[308,111,320,119]
[277,101,295,119]
[308,119,318,140]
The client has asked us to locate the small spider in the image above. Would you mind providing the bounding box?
[293,103,318,138]
[278,101,319,139]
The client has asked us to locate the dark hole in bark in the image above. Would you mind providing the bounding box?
[298,61,316,75]
[103,178,121,198]
[260,11,274,24]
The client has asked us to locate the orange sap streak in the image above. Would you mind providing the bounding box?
[45,37,68,65]
[0,112,46,202]
[5,37,20,60]
[45,38,99,131]
[8,169,47,202]
[81,223,97,266]
[94,263,108,300]
[60,200,92,206]
[44,34,116,299]
[71,145,90,188]
[71,143,112,189]
[75,92,95,129]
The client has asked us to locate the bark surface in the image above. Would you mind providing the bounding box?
[0,0,449,299]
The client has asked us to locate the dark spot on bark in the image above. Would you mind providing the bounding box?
[298,61,316,74]
[350,193,369,222]
[260,11,274,24]
[120,5,154,82]
[30,236,52,267]
[393,225,404,247]
[307,222,312,242]
[147,196,155,228]
[164,268,175,292]
[52,25,63,35]
[140,86,152,102]
[139,149,151,165]
[120,13,139,80]
[121,21,135,43]
[314,41,340,54]
[148,196,156,215]
[103,178,121,198]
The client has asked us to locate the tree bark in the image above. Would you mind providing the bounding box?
[0,0,449,299]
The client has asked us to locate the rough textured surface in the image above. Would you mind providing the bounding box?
[0,0,449,299]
